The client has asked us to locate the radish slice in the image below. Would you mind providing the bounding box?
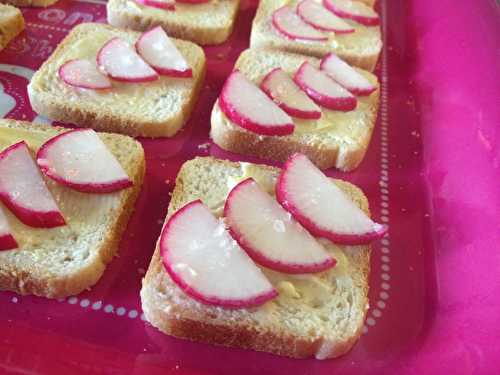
[219,70,294,136]
[160,200,278,308]
[136,26,192,78]
[0,206,17,251]
[58,59,112,90]
[36,129,132,194]
[323,0,380,26]
[176,0,210,3]
[135,0,175,10]
[294,61,356,111]
[225,178,336,274]
[0,142,65,228]
[297,0,355,33]
[277,154,387,244]
[320,53,376,96]
[271,6,328,41]
[97,37,158,83]
[260,68,321,120]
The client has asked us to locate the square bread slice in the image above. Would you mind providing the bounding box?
[210,48,379,171]
[250,0,382,71]
[28,23,206,138]
[0,119,145,298]
[107,0,240,46]
[0,3,24,51]
[0,0,58,7]
[141,156,371,359]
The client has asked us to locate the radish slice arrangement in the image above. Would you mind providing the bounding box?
[294,61,357,111]
[0,142,65,228]
[320,53,376,96]
[260,68,321,120]
[0,206,17,251]
[277,154,387,245]
[297,0,354,34]
[323,0,380,26]
[136,26,192,78]
[225,179,336,274]
[135,0,175,10]
[219,70,294,136]
[271,6,328,41]
[36,129,132,194]
[58,59,112,90]
[160,200,278,308]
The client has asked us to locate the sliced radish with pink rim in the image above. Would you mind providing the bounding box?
[297,0,355,34]
[219,70,294,136]
[225,178,336,274]
[36,129,132,194]
[320,53,376,96]
[323,0,379,26]
[277,154,387,244]
[271,6,328,41]
[59,59,112,90]
[97,37,158,83]
[160,200,278,308]
[135,0,175,10]
[260,68,321,120]
[136,26,192,78]
[294,62,356,111]
[0,142,65,228]
[0,206,17,251]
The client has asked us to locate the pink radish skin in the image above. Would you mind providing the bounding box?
[0,207,17,251]
[297,0,355,34]
[0,142,65,228]
[59,59,112,90]
[225,178,336,274]
[219,70,294,136]
[36,129,133,194]
[276,154,387,245]
[135,0,175,10]
[271,6,328,41]
[160,200,278,308]
[323,0,380,26]
[136,26,192,78]
[260,68,321,120]
[294,62,357,111]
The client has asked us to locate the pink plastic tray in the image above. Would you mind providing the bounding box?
[0,0,498,373]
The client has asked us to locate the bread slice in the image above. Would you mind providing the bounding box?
[107,0,240,46]
[141,157,370,359]
[0,119,145,298]
[210,48,379,171]
[28,23,206,138]
[0,0,58,7]
[250,0,382,71]
[0,4,24,52]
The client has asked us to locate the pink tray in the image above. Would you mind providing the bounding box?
[0,0,498,373]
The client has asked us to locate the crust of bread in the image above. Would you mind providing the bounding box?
[0,3,24,51]
[1,0,58,7]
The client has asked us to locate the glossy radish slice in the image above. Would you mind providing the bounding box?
[320,53,376,96]
[277,154,387,244]
[294,61,356,111]
[297,0,355,33]
[219,70,294,136]
[135,0,175,10]
[260,68,321,120]
[225,178,336,274]
[97,37,158,82]
[36,129,132,194]
[160,200,278,308]
[58,59,112,90]
[323,0,379,26]
[0,142,65,228]
[0,206,17,251]
[271,6,328,41]
[136,26,192,78]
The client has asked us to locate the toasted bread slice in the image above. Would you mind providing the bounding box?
[210,48,379,171]
[0,0,58,7]
[0,119,145,298]
[107,0,240,46]
[28,23,206,138]
[250,0,382,71]
[141,157,370,359]
[0,4,24,51]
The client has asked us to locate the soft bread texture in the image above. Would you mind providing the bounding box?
[210,48,379,171]
[0,0,58,7]
[141,157,370,359]
[0,4,24,51]
[0,119,145,298]
[107,0,240,45]
[28,23,206,138]
[250,0,382,71]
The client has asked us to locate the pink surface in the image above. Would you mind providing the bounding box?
[0,0,498,374]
